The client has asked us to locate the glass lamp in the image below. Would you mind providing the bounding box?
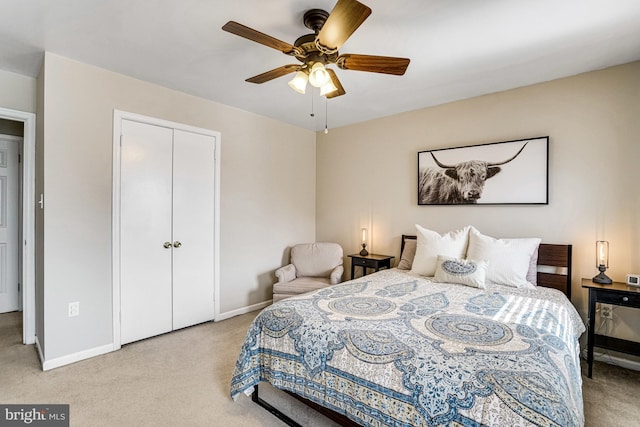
[359,228,369,256]
[592,240,612,284]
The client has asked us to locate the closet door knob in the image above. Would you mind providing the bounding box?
[163,242,172,249]
[173,241,182,248]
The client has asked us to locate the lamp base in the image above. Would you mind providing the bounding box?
[592,272,613,284]
[359,243,368,257]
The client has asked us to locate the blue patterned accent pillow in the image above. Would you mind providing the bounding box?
[433,255,488,289]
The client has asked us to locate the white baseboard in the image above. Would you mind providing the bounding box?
[33,301,271,370]
[216,300,271,321]
[582,349,640,372]
[41,343,115,371]
[35,335,45,366]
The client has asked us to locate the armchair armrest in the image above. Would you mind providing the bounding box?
[330,265,344,285]
[275,264,296,283]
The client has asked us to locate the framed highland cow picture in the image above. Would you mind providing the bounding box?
[417,136,549,205]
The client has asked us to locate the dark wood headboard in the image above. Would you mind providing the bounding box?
[400,235,573,300]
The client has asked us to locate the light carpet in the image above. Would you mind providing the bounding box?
[1,311,639,426]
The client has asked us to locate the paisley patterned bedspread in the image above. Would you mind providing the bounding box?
[230,269,585,426]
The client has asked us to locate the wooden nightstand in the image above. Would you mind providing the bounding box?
[348,254,394,279]
[581,278,640,378]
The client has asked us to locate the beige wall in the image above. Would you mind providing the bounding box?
[3,53,637,365]
[317,61,640,347]
[38,53,316,361]
[0,68,37,113]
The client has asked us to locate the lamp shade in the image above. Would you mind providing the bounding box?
[288,71,308,94]
[308,63,330,87]
[320,80,338,97]
[596,240,609,267]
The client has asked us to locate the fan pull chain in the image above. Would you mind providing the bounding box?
[324,97,329,134]
[310,92,315,117]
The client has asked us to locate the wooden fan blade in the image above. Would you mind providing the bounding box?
[324,68,346,98]
[337,54,410,75]
[316,0,372,51]
[222,21,295,54]
[245,64,300,84]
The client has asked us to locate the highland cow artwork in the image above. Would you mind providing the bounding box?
[418,137,548,205]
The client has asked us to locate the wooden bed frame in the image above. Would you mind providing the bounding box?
[252,237,573,426]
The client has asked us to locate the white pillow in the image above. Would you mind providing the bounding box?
[434,255,488,289]
[466,227,541,288]
[410,225,470,276]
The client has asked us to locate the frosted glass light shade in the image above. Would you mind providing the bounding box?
[288,71,308,94]
[308,63,330,87]
[320,80,338,96]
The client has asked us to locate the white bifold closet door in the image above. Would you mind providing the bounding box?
[120,119,215,345]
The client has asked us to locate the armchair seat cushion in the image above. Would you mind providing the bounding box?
[273,277,332,296]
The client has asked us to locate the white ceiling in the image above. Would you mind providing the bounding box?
[2,0,640,131]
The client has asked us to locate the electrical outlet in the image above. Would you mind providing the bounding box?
[600,304,613,319]
[68,301,80,317]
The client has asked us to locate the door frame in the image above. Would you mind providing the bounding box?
[111,110,221,350]
[0,107,36,345]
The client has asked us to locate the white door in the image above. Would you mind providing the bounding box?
[119,120,216,344]
[172,129,215,329]
[120,120,173,344]
[0,136,20,313]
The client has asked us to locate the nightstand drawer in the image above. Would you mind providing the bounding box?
[352,257,378,268]
[597,290,640,308]
[348,254,395,280]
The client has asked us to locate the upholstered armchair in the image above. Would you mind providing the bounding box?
[272,243,344,302]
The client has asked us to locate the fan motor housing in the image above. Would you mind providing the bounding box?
[292,9,338,65]
[303,9,329,32]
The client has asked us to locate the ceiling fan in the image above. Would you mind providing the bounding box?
[222,0,410,98]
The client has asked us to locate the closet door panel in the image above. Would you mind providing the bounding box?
[172,129,215,329]
[120,120,174,344]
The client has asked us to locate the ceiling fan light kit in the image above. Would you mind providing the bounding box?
[222,0,410,99]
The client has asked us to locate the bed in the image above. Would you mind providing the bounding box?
[230,230,585,426]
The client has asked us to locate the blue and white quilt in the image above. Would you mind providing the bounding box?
[230,269,585,426]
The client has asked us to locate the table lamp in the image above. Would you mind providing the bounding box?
[592,240,612,284]
[360,228,369,256]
